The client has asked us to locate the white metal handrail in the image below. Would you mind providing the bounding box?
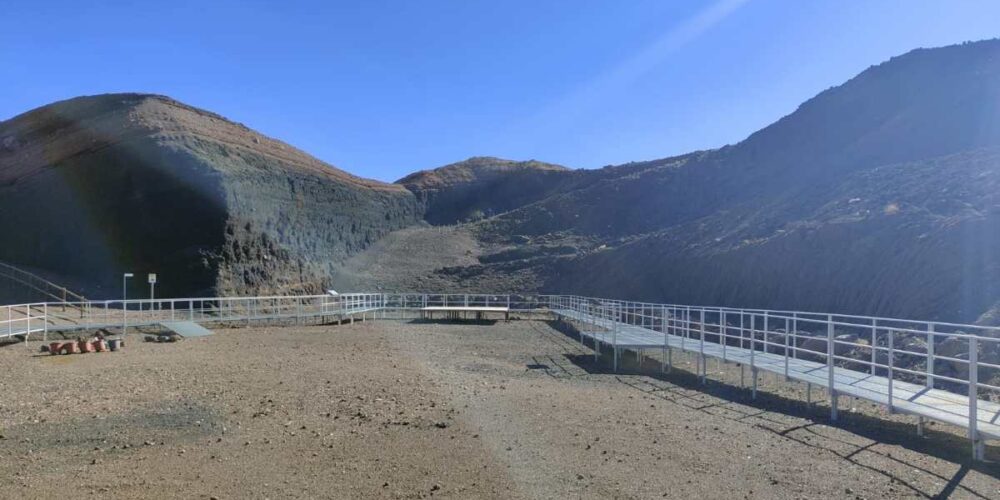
[0,261,87,303]
[543,294,999,460]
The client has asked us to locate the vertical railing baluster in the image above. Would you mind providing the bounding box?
[887,329,894,413]
[828,314,838,421]
[927,324,935,390]
[969,336,980,460]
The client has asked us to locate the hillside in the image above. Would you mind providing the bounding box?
[398,157,577,224]
[3,40,1000,323]
[349,39,1000,324]
[0,93,420,298]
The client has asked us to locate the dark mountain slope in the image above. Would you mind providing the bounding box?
[380,39,1000,323]
[0,93,420,298]
[545,148,1000,322]
[479,40,1000,242]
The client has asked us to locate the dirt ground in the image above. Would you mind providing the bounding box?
[0,319,997,499]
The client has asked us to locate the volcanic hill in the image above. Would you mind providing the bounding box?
[4,39,1000,325]
[371,39,1000,324]
[0,93,420,298]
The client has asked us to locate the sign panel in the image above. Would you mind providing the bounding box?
[148,273,157,284]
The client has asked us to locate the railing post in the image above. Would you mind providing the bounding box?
[699,309,706,384]
[828,314,837,421]
[784,316,790,380]
[661,305,668,373]
[887,329,894,414]
[681,306,689,350]
[792,313,799,360]
[969,336,981,461]
[763,312,769,354]
[871,319,877,375]
[43,303,48,343]
[739,312,745,350]
[721,310,727,362]
[926,324,935,390]
[612,302,620,372]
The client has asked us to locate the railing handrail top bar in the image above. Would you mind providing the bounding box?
[542,294,999,334]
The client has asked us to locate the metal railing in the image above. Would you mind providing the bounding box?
[34,293,387,334]
[544,294,1000,460]
[1,302,48,339]
[0,261,87,303]
[3,290,996,459]
[3,293,551,340]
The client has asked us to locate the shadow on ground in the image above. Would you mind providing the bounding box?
[527,319,998,499]
[406,318,499,326]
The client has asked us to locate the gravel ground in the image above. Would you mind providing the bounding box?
[0,319,997,499]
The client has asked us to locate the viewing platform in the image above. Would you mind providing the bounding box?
[551,301,1000,461]
[2,292,996,461]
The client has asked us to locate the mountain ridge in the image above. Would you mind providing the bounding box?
[353,38,1000,324]
[3,39,1000,324]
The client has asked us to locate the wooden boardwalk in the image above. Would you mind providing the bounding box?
[552,308,1000,450]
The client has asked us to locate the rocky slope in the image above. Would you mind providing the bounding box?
[0,94,420,298]
[362,39,1000,324]
[4,40,1000,326]
[398,157,576,224]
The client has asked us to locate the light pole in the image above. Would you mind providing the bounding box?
[123,273,134,336]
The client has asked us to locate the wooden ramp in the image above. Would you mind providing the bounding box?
[553,308,1000,453]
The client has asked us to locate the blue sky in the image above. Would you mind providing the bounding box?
[3,1,999,181]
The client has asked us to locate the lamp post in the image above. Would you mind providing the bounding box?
[122,273,134,336]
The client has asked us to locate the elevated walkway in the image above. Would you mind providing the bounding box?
[0,323,46,340]
[553,307,1000,457]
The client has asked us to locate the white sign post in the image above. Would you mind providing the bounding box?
[148,273,157,309]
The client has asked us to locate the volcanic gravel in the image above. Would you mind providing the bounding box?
[0,319,997,499]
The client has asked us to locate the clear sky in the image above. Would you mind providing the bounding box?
[2,1,999,181]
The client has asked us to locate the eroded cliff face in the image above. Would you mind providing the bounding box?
[0,93,420,299]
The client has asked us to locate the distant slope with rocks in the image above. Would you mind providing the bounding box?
[356,39,1000,324]
[398,157,577,224]
[0,93,420,298]
[4,39,1000,325]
